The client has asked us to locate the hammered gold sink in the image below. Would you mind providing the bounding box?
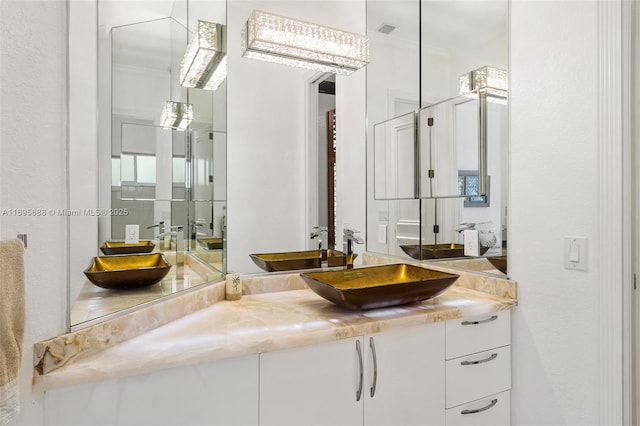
[198,237,223,250]
[400,243,489,260]
[100,240,155,255]
[250,250,357,272]
[84,253,171,289]
[300,263,459,310]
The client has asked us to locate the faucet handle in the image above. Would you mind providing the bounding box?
[146,220,165,230]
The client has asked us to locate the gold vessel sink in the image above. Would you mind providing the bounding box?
[300,263,459,310]
[250,250,357,272]
[198,237,223,250]
[400,243,489,260]
[84,253,171,289]
[100,240,155,255]
[487,255,507,274]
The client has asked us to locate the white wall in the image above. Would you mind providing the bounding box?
[0,1,69,424]
[510,1,600,424]
[227,0,366,273]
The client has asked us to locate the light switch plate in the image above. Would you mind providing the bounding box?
[564,236,587,271]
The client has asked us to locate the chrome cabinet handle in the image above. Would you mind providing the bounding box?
[461,315,498,326]
[460,352,498,366]
[356,340,363,402]
[369,337,378,398]
[461,398,498,415]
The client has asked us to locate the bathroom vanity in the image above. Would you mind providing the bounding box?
[37,254,516,426]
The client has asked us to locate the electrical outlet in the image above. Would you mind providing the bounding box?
[463,229,480,257]
[125,225,139,244]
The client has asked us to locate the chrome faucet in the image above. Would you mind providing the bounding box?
[146,220,166,233]
[310,226,329,267]
[343,228,364,269]
[157,226,185,280]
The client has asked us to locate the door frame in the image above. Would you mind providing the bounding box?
[598,0,634,423]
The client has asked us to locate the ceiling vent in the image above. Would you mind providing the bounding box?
[377,24,397,35]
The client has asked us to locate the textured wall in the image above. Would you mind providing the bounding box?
[0,1,69,424]
[510,1,600,424]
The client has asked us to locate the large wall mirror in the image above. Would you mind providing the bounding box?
[69,0,227,330]
[366,0,509,277]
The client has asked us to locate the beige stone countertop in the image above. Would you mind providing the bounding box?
[34,274,516,391]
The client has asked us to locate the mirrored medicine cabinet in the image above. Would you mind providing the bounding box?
[366,0,509,277]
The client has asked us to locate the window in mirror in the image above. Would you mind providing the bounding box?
[458,171,490,207]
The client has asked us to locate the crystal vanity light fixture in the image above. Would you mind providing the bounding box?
[180,20,227,91]
[241,10,369,75]
[459,66,508,103]
[160,101,193,131]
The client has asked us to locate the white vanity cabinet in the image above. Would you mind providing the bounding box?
[259,322,446,426]
[444,310,511,426]
[259,336,363,426]
[44,355,260,426]
[363,323,445,426]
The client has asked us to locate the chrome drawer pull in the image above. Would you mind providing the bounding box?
[461,398,498,415]
[370,337,378,398]
[460,352,498,366]
[356,340,363,401]
[461,315,498,326]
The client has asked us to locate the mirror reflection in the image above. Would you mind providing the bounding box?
[366,0,508,277]
[69,0,227,329]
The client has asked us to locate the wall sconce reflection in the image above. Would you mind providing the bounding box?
[180,20,227,91]
[160,101,193,131]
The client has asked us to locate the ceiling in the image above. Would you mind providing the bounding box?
[368,0,508,52]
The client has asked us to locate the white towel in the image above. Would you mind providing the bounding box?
[0,239,25,425]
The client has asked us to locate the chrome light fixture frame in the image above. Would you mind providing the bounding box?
[241,10,369,75]
[458,66,508,197]
[180,20,227,91]
[459,66,508,102]
[160,101,193,131]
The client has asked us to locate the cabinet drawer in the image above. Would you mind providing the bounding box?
[446,391,510,426]
[446,310,510,359]
[445,345,510,408]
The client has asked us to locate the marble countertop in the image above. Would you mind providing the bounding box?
[34,255,516,391]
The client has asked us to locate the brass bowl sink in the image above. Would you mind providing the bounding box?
[487,255,507,274]
[198,237,223,250]
[400,243,490,260]
[100,240,155,255]
[84,253,171,289]
[250,250,357,272]
[300,263,459,310]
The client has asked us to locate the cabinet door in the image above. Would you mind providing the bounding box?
[364,323,445,426]
[45,355,259,426]
[260,337,364,426]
